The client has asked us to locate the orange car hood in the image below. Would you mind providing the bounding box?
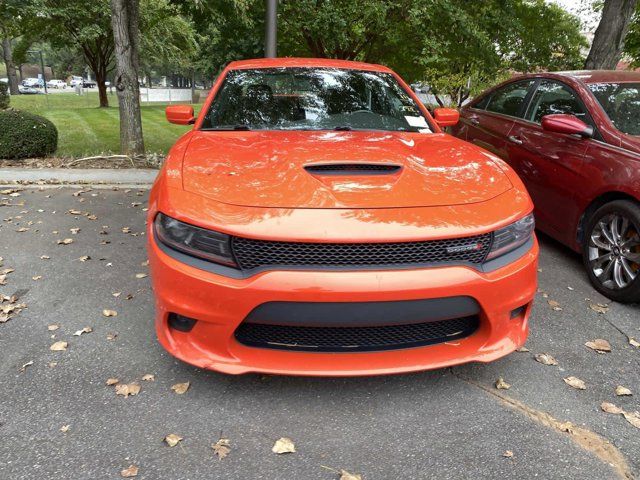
[181,130,512,208]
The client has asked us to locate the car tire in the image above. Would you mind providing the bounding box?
[582,200,640,303]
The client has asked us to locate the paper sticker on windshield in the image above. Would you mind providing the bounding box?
[405,116,429,128]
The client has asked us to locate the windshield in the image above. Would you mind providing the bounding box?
[201,67,433,133]
[588,82,640,135]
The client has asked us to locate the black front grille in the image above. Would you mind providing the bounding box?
[232,233,492,271]
[235,316,479,352]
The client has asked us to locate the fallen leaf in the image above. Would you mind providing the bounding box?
[102,309,118,317]
[40,255,50,260]
[106,378,119,386]
[515,346,530,352]
[112,292,122,297]
[48,324,59,331]
[70,227,81,234]
[135,273,147,279]
[563,376,586,390]
[495,377,511,390]
[340,470,363,480]
[121,465,139,478]
[164,434,183,447]
[60,425,70,433]
[142,374,155,382]
[73,326,93,336]
[57,238,73,245]
[535,353,558,366]
[601,402,624,415]
[115,383,141,398]
[212,438,231,459]
[50,341,68,351]
[547,300,562,311]
[503,450,514,458]
[615,386,632,396]
[106,332,118,340]
[589,303,609,314]
[32,275,42,281]
[78,255,91,262]
[171,382,190,395]
[629,337,640,348]
[272,437,296,454]
[585,339,611,353]
[20,360,34,372]
[623,412,640,429]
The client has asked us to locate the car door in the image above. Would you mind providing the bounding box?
[459,80,536,159]
[505,80,593,244]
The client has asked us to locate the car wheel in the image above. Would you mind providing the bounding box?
[582,200,640,303]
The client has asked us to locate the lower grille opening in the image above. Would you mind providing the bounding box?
[234,316,479,352]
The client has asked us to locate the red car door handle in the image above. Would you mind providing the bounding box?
[508,135,523,145]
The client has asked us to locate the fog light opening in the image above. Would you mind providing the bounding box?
[168,313,197,332]
[510,305,527,320]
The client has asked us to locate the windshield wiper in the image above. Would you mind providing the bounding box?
[333,125,353,131]
[201,125,251,131]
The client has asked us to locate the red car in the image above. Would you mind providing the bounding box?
[453,71,640,303]
[148,58,538,376]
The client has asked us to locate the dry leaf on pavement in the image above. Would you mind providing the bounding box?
[503,450,514,458]
[547,300,562,311]
[20,360,33,372]
[585,339,611,353]
[57,238,73,245]
[589,303,609,314]
[615,386,632,396]
[135,273,147,279]
[171,382,190,394]
[142,374,155,382]
[102,309,118,317]
[121,465,139,478]
[623,412,640,429]
[212,438,231,459]
[50,341,68,351]
[601,402,624,415]
[495,377,511,390]
[340,470,363,480]
[563,376,586,390]
[534,353,558,366]
[60,425,70,433]
[272,437,296,454]
[115,383,141,398]
[629,337,640,348]
[73,327,93,336]
[48,324,59,331]
[515,346,530,352]
[106,378,119,386]
[164,434,183,447]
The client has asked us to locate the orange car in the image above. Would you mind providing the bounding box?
[147,58,538,376]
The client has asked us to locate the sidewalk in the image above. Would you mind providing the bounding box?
[0,168,158,186]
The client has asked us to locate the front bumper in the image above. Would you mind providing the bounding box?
[148,231,538,376]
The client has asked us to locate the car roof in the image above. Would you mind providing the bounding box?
[225,57,393,73]
[548,70,640,84]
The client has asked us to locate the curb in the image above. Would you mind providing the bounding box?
[0,168,158,186]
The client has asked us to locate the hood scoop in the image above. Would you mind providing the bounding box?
[304,163,402,176]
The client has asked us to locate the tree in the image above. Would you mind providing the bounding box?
[0,0,29,95]
[624,4,640,66]
[111,0,145,155]
[585,0,639,69]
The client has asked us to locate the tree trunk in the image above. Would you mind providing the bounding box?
[110,0,145,156]
[96,72,109,108]
[1,38,19,96]
[585,0,639,69]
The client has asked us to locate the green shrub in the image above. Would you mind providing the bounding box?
[0,83,9,109]
[0,109,58,159]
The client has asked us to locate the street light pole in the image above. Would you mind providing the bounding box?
[265,0,278,58]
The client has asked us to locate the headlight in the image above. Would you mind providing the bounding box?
[154,213,237,267]
[486,213,535,260]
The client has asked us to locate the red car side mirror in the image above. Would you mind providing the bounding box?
[541,114,593,138]
[166,105,195,125]
[433,108,459,128]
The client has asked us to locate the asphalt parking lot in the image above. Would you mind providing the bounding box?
[1,186,638,480]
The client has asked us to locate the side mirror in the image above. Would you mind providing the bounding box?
[166,105,195,125]
[433,107,459,127]
[541,114,593,138]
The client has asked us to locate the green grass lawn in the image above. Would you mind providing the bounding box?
[10,92,198,158]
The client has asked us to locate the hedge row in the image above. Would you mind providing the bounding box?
[0,109,58,159]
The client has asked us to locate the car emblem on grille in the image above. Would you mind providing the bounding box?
[446,242,484,254]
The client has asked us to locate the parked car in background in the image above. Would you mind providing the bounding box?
[18,85,40,94]
[0,78,8,84]
[452,70,640,303]
[83,79,97,88]
[148,57,538,376]
[22,78,43,88]
[46,79,67,89]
